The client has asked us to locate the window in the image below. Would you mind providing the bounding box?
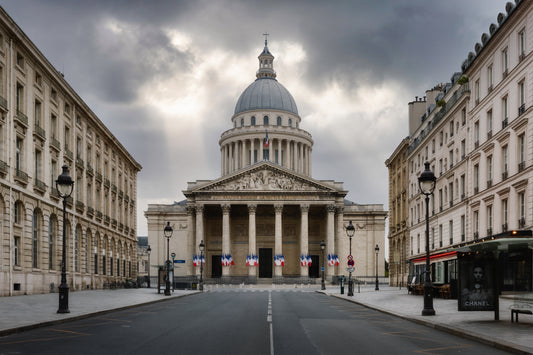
[34,149,42,184]
[487,205,493,235]
[51,88,57,102]
[288,118,292,127]
[502,145,508,175]
[474,211,479,235]
[502,96,508,127]
[439,224,443,248]
[16,137,22,171]
[519,30,526,58]
[519,192,526,223]
[417,234,420,253]
[35,71,42,86]
[461,108,466,126]
[461,140,466,159]
[240,119,244,127]
[34,100,42,127]
[432,139,435,153]
[487,110,492,136]
[14,201,22,224]
[474,121,479,145]
[14,236,20,266]
[519,81,525,114]
[251,116,256,126]
[461,174,465,199]
[431,228,435,249]
[488,65,493,90]
[502,47,509,75]
[277,116,281,126]
[32,210,39,268]
[51,114,57,139]
[75,226,80,272]
[461,215,465,241]
[475,79,480,103]
[449,150,454,168]
[16,52,24,68]
[449,121,454,137]
[449,182,454,206]
[49,217,55,270]
[487,155,492,184]
[439,189,443,211]
[474,164,479,193]
[449,220,453,245]
[263,116,269,125]
[64,126,70,150]
[519,134,525,166]
[16,83,23,112]
[94,238,98,274]
[502,199,508,230]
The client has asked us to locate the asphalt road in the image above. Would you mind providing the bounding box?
[0,289,509,355]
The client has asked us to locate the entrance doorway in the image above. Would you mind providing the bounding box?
[309,255,319,278]
[212,255,222,278]
[259,248,272,278]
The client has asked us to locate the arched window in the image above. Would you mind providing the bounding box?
[264,116,269,125]
[251,116,256,126]
[288,119,292,127]
[277,116,281,126]
[241,119,244,127]
[94,236,99,274]
[85,229,90,273]
[48,216,55,270]
[102,238,107,275]
[32,210,39,268]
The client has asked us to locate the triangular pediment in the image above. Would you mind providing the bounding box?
[190,161,339,194]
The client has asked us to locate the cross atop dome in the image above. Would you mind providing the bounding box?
[257,35,276,79]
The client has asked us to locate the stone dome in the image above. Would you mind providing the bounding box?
[234,77,299,115]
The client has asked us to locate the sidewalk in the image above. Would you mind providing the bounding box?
[0,288,198,336]
[320,284,533,354]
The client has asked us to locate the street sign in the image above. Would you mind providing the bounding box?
[348,259,354,266]
[174,260,186,264]
[348,255,353,261]
[346,267,355,273]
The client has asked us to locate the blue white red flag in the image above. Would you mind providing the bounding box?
[335,254,340,266]
[252,254,259,266]
[193,254,198,267]
[246,255,251,266]
[306,254,312,266]
[264,130,269,147]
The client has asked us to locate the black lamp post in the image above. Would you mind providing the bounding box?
[419,162,436,316]
[146,245,151,288]
[199,240,205,291]
[163,222,173,296]
[345,221,355,297]
[56,165,74,314]
[375,244,380,291]
[320,240,326,290]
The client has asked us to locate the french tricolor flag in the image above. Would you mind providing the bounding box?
[193,254,198,267]
[264,130,269,147]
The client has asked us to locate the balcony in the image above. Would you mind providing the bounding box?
[487,179,492,188]
[86,163,94,176]
[502,171,508,180]
[119,190,124,199]
[34,179,47,194]
[33,124,46,141]
[95,171,102,183]
[87,206,94,217]
[111,184,117,194]
[64,148,73,161]
[76,200,85,213]
[111,218,117,228]
[95,210,103,221]
[76,157,84,170]
[502,223,508,232]
[15,110,28,127]
[519,161,526,172]
[14,168,28,185]
[502,118,508,129]
[50,137,60,151]
[104,215,110,225]
[519,218,526,228]
[104,179,110,188]
[519,104,526,116]
[0,160,7,175]
[50,187,60,200]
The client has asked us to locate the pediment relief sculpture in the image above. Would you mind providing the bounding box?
[207,169,323,192]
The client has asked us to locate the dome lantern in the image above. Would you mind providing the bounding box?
[256,33,276,79]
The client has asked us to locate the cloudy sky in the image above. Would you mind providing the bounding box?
[1,0,508,236]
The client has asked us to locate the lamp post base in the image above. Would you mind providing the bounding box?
[347,280,354,296]
[422,283,435,316]
[57,283,70,314]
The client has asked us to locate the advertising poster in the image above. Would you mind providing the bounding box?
[458,252,496,311]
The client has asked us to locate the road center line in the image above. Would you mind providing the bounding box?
[267,290,274,355]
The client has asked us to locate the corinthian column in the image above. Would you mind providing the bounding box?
[221,204,231,277]
[300,204,309,277]
[274,204,283,278]
[248,204,257,278]
[326,204,336,279]
[187,206,196,276]
[195,204,204,276]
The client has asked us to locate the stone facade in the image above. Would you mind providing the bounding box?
[0,7,141,296]
[146,41,386,285]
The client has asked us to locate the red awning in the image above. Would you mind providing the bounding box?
[411,251,457,264]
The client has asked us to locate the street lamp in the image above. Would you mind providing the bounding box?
[146,245,151,288]
[345,220,355,297]
[56,165,74,314]
[199,240,205,291]
[419,162,436,316]
[320,240,326,290]
[163,222,173,296]
[375,244,380,291]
